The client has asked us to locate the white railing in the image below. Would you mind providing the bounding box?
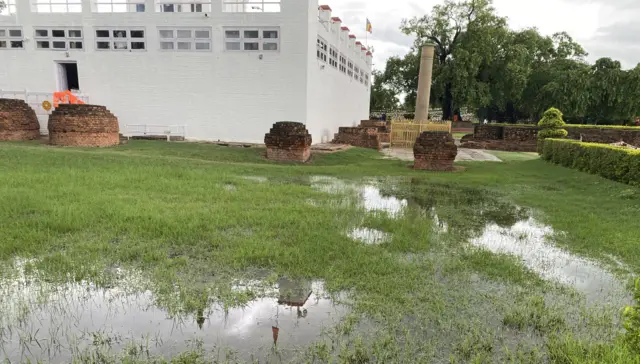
[0,89,90,135]
[93,0,146,13]
[124,124,187,141]
[155,1,212,12]
[222,0,280,13]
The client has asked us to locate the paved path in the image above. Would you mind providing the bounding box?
[383,148,502,162]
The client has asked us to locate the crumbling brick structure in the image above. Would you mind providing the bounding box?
[264,121,312,162]
[359,120,391,143]
[48,104,120,147]
[0,99,41,141]
[413,131,458,171]
[332,127,382,150]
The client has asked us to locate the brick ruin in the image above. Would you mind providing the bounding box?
[461,124,640,152]
[48,104,120,147]
[0,99,41,141]
[460,124,539,152]
[413,131,458,171]
[331,120,390,150]
[264,121,312,162]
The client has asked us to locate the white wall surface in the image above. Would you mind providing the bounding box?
[305,4,371,144]
[0,0,311,143]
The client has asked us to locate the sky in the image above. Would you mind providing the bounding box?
[326,0,640,70]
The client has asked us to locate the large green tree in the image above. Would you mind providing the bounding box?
[400,0,507,119]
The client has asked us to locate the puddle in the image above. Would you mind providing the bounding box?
[310,176,407,218]
[243,176,268,183]
[471,218,629,304]
[0,261,347,362]
[348,227,391,245]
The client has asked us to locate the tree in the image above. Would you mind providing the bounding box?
[400,0,507,119]
[370,70,400,111]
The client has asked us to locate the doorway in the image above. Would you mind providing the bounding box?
[56,62,80,91]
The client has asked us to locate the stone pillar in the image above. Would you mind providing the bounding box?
[414,44,435,122]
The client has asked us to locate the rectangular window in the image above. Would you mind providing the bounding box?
[339,54,346,73]
[360,70,364,84]
[222,0,280,13]
[224,27,279,52]
[156,1,212,12]
[32,0,82,13]
[95,28,147,51]
[364,73,369,86]
[316,37,327,63]
[93,0,146,13]
[329,47,338,68]
[353,65,359,81]
[33,27,84,51]
[347,60,353,77]
[1,0,17,16]
[157,27,212,52]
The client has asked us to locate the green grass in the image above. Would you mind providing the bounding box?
[0,140,639,362]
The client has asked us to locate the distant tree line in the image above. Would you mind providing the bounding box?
[371,0,640,125]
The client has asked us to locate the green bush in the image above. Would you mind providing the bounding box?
[538,128,568,139]
[538,107,567,129]
[541,139,640,186]
[537,108,568,153]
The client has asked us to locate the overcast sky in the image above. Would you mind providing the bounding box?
[327,0,639,70]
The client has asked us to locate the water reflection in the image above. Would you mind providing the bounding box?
[471,218,628,303]
[348,227,391,245]
[0,263,346,363]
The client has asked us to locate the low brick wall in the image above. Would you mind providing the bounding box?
[332,127,381,150]
[461,124,640,152]
[566,127,640,146]
[48,104,120,147]
[413,131,457,171]
[264,121,312,162]
[474,124,504,140]
[0,99,41,141]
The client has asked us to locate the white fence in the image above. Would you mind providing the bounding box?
[0,89,90,135]
[124,124,187,140]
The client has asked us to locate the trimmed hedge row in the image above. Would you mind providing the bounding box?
[541,139,640,185]
[489,123,640,130]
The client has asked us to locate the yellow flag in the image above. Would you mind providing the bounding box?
[366,18,372,33]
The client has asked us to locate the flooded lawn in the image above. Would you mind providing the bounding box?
[0,261,347,362]
[0,153,636,363]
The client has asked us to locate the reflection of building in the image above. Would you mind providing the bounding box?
[0,1,372,143]
[277,278,312,307]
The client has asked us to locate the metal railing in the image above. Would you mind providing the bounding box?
[390,120,452,148]
[124,124,187,141]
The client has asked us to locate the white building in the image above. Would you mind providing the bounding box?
[0,0,372,143]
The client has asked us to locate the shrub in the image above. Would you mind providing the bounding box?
[541,139,640,185]
[538,128,568,139]
[537,108,568,153]
[623,278,640,353]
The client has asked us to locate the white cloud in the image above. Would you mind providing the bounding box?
[325,0,640,70]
